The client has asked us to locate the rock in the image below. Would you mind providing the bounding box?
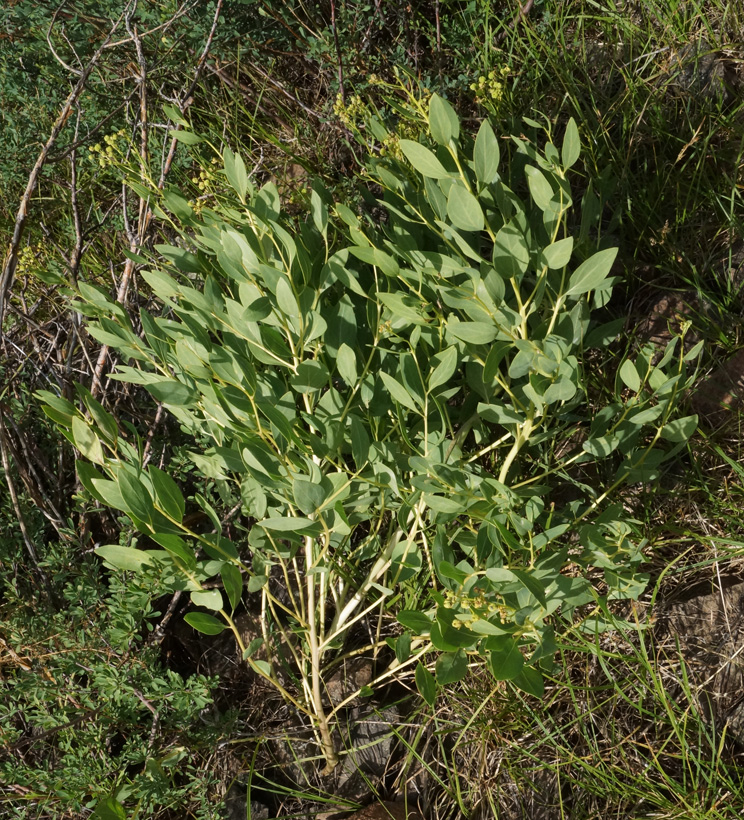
[690,348,744,426]
[657,579,744,739]
[325,656,375,707]
[334,706,400,802]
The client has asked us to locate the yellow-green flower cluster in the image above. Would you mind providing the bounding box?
[379,132,403,160]
[88,129,128,168]
[190,158,219,192]
[16,244,38,275]
[443,588,512,630]
[333,93,367,129]
[470,66,510,105]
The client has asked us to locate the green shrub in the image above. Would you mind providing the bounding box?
[39,94,699,770]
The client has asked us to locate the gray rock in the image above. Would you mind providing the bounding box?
[657,579,744,738]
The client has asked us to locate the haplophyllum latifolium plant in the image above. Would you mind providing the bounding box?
[40,94,699,769]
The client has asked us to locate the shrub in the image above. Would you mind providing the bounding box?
[39,94,699,770]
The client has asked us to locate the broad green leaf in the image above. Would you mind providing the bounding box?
[171,129,202,144]
[525,165,553,211]
[448,321,498,345]
[399,139,450,179]
[223,147,248,200]
[395,632,412,664]
[293,478,325,515]
[511,568,547,606]
[96,545,154,572]
[397,610,433,634]
[493,221,529,278]
[429,346,459,391]
[562,118,581,169]
[275,277,297,318]
[619,359,641,392]
[259,516,322,536]
[415,661,437,706]
[150,466,185,522]
[447,184,484,232]
[660,415,698,442]
[191,589,223,611]
[477,403,523,424]
[429,93,460,145]
[541,237,574,270]
[435,649,468,684]
[512,666,544,697]
[149,533,195,569]
[380,371,419,411]
[350,414,370,468]
[222,563,243,611]
[71,416,104,465]
[91,797,127,820]
[146,380,196,406]
[474,119,500,185]
[311,185,328,235]
[423,494,463,514]
[184,612,226,635]
[487,636,524,680]
[565,248,618,298]
[291,361,329,393]
[336,343,358,386]
[118,470,154,523]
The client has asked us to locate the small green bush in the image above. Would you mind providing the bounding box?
[40,94,699,770]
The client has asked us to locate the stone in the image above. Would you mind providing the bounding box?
[656,579,744,739]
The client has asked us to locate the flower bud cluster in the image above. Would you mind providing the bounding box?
[470,66,510,105]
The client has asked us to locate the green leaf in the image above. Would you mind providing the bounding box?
[222,563,243,611]
[435,649,468,684]
[493,221,529,278]
[474,119,500,185]
[91,797,127,820]
[619,359,641,392]
[399,139,450,179]
[184,612,226,635]
[171,129,202,144]
[291,361,329,393]
[149,533,196,569]
[512,666,544,697]
[96,545,154,572]
[118,470,154,523]
[146,380,196,406]
[150,466,185,522]
[71,416,104,465]
[395,632,412,664]
[487,636,524,680]
[660,415,698,443]
[275,277,297,318]
[562,118,581,169]
[448,321,498,345]
[397,610,433,634]
[415,661,437,706]
[428,93,460,145]
[191,589,223,611]
[311,186,329,235]
[525,166,554,211]
[541,237,573,269]
[429,346,459,391]
[565,248,618,298]
[350,414,370,468]
[293,478,326,515]
[336,342,357,386]
[380,371,419,411]
[223,146,248,200]
[447,184,484,232]
[259,516,323,536]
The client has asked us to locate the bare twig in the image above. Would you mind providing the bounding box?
[495,0,536,44]
[90,0,224,396]
[0,5,132,335]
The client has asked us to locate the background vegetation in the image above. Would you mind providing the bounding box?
[2,1,744,818]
